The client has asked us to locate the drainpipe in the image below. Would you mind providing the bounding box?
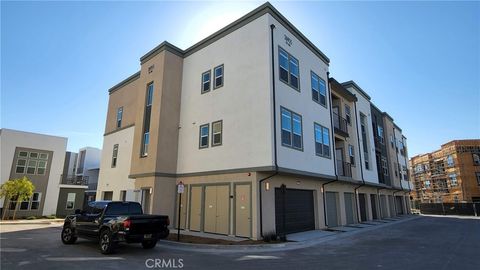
[353,99,366,223]
[259,24,279,238]
[322,72,338,227]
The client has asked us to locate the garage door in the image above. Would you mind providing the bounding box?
[380,195,388,218]
[275,188,315,234]
[395,196,404,215]
[388,195,395,216]
[370,194,378,220]
[326,192,339,227]
[344,192,356,224]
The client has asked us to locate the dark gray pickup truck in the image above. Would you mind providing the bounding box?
[61,201,170,254]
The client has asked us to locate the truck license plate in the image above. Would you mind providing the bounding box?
[144,234,152,239]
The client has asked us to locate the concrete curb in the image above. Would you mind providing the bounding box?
[0,219,64,225]
[159,215,420,253]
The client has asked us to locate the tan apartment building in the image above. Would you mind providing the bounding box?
[410,140,480,204]
[97,2,412,240]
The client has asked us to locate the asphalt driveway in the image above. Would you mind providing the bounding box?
[1,215,479,270]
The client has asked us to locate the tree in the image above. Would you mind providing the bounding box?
[0,176,35,220]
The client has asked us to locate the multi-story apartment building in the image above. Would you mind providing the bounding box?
[97,2,411,239]
[0,129,67,218]
[410,140,480,204]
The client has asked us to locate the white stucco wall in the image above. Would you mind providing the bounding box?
[177,14,274,174]
[269,15,335,177]
[97,126,136,200]
[0,129,67,215]
[346,87,379,184]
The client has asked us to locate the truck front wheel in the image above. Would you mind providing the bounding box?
[99,229,116,254]
[61,226,77,244]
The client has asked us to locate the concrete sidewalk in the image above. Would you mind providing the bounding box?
[160,215,420,253]
[0,218,64,225]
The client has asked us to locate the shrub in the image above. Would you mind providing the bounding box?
[263,231,278,242]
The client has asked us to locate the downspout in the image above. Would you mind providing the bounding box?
[322,72,338,227]
[259,24,278,238]
[353,99,366,223]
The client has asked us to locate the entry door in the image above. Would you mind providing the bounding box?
[326,192,339,227]
[204,185,229,235]
[141,189,151,214]
[344,193,356,224]
[359,193,367,221]
[336,148,344,175]
[380,195,388,218]
[189,186,202,231]
[235,184,251,238]
[176,185,189,229]
[370,194,378,219]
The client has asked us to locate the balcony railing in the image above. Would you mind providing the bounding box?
[332,112,349,137]
[337,160,352,177]
[61,175,89,186]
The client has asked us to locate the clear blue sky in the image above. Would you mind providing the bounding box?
[1,1,479,156]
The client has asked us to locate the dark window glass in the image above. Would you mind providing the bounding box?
[214,65,224,88]
[202,71,211,93]
[105,202,142,215]
[212,121,222,146]
[279,49,289,82]
[20,201,29,210]
[281,108,292,146]
[200,124,209,148]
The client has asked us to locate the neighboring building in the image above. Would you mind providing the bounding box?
[0,129,67,218]
[56,147,101,217]
[97,2,412,240]
[410,140,480,204]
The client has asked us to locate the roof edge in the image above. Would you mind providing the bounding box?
[108,71,141,94]
[341,80,371,101]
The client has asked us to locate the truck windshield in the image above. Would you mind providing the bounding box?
[105,202,143,215]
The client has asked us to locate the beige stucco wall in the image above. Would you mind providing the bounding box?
[105,77,139,135]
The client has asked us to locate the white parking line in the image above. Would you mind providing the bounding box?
[236,255,281,261]
[45,257,125,262]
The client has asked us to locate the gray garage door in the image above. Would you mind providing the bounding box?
[370,194,378,220]
[380,195,388,218]
[344,192,356,224]
[326,192,339,227]
[389,195,395,216]
[275,188,315,234]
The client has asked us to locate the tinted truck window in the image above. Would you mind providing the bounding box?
[105,202,143,215]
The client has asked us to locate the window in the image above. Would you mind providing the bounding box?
[77,150,86,173]
[201,70,211,93]
[447,155,454,167]
[213,65,224,89]
[345,105,351,125]
[31,193,41,210]
[18,151,28,158]
[476,172,480,186]
[311,72,326,106]
[390,135,394,148]
[212,120,222,146]
[425,180,431,188]
[37,160,47,175]
[314,123,330,157]
[27,160,37,175]
[39,153,48,160]
[382,157,389,176]
[281,107,302,150]
[394,163,398,177]
[449,174,458,187]
[20,200,29,210]
[141,83,153,156]
[120,190,127,201]
[199,124,209,148]
[279,47,299,90]
[66,193,76,210]
[111,144,119,168]
[473,153,480,165]
[116,107,123,128]
[360,113,370,170]
[29,152,38,159]
[377,126,384,143]
[15,159,26,174]
[348,144,355,165]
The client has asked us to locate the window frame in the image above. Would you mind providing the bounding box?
[472,153,480,166]
[345,105,351,125]
[211,120,223,147]
[31,192,41,210]
[278,46,300,91]
[310,71,327,108]
[111,144,119,168]
[116,107,123,128]
[449,174,458,187]
[66,193,76,210]
[213,64,224,89]
[199,123,210,149]
[15,158,27,174]
[37,160,47,175]
[141,82,154,157]
[348,144,355,166]
[201,70,211,94]
[26,160,37,175]
[476,172,480,186]
[281,107,303,151]
[314,122,331,158]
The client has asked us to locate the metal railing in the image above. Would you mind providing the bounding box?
[332,112,349,136]
[336,160,352,177]
[61,175,89,186]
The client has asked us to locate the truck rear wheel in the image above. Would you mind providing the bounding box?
[99,229,116,254]
[141,239,157,249]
